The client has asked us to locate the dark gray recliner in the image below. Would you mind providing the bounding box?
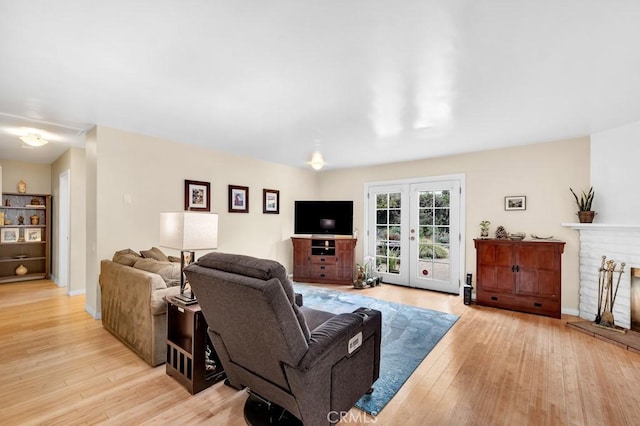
[184,252,381,426]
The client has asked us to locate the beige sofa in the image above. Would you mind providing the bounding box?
[99,248,182,366]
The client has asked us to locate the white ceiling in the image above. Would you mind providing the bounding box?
[1,0,640,169]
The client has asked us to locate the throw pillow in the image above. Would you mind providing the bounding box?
[133,258,181,287]
[112,249,143,267]
[140,247,169,262]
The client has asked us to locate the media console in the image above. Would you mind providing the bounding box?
[291,237,357,284]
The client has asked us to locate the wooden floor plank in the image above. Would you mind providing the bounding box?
[1,280,639,425]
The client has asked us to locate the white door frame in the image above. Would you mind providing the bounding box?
[364,174,466,294]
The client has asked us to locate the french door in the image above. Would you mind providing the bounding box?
[367,177,462,294]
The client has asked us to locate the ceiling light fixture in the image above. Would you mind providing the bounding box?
[309,151,325,170]
[19,133,49,147]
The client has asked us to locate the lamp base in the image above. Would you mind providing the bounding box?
[173,293,198,305]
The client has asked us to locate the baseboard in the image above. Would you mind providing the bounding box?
[85,303,101,320]
[562,307,580,317]
[68,288,86,296]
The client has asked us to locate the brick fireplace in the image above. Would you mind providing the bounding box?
[563,223,640,330]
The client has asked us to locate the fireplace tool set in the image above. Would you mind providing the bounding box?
[595,255,626,332]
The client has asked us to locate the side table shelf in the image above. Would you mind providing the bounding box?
[166,299,226,394]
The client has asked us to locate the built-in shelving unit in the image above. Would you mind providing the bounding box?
[0,193,51,283]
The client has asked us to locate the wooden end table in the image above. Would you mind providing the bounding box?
[166,299,226,394]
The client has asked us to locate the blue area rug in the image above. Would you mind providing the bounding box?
[293,284,459,416]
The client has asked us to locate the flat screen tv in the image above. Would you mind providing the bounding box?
[294,201,353,236]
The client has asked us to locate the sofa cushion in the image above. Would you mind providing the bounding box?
[140,247,170,262]
[112,249,143,267]
[133,258,181,287]
[196,252,311,341]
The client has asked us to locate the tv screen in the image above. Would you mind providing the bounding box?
[294,201,353,236]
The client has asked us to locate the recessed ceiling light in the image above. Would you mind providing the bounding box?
[19,134,48,147]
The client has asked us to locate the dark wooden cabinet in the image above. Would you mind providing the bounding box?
[166,300,225,394]
[474,239,565,318]
[291,237,356,284]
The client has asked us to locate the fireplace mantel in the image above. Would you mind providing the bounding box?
[562,223,640,231]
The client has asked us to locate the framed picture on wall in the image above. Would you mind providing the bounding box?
[263,189,279,214]
[505,196,526,211]
[184,180,211,211]
[229,185,249,213]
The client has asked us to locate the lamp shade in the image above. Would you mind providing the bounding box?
[159,212,218,250]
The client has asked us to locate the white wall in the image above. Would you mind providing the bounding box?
[85,126,319,317]
[591,120,640,224]
[319,137,590,314]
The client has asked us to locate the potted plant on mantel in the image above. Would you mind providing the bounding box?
[570,187,595,223]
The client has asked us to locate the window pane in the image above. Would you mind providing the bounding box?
[376,210,388,225]
[420,208,434,226]
[376,226,388,240]
[421,191,433,207]
[434,190,450,207]
[420,226,434,240]
[435,227,450,244]
[389,226,401,241]
[389,193,401,208]
[389,209,401,224]
[435,209,449,226]
[376,194,388,208]
[419,244,434,260]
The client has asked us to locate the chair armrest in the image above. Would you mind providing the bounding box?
[297,310,380,371]
[294,292,303,307]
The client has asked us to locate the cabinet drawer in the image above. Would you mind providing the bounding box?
[477,291,560,318]
[311,264,337,278]
[310,256,337,265]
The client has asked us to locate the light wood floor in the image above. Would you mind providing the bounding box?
[1,280,639,425]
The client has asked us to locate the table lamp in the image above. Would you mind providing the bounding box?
[159,211,218,303]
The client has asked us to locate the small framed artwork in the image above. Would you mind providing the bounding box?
[26,228,42,242]
[184,180,211,212]
[263,189,280,214]
[1,228,18,243]
[229,185,249,213]
[505,196,526,211]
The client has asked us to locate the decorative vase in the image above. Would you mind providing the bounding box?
[30,215,40,225]
[578,211,595,223]
[16,264,28,276]
[18,180,26,193]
